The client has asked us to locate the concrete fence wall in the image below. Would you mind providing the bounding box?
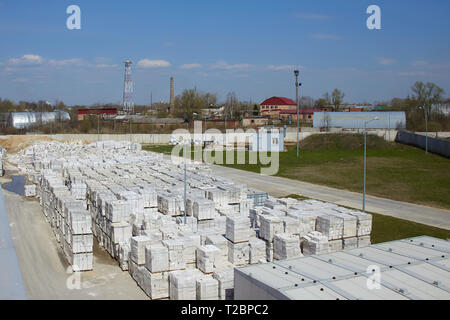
[395,131,450,158]
[1,130,447,147]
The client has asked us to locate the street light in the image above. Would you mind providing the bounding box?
[129,116,133,150]
[183,140,189,225]
[363,117,379,213]
[294,69,302,157]
[418,106,428,154]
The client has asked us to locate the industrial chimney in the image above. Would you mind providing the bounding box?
[169,77,175,114]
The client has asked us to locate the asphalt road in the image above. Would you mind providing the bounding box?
[2,182,147,300]
[211,165,450,230]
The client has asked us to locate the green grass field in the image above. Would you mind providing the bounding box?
[143,134,450,210]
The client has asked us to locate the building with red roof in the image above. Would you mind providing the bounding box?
[259,96,297,119]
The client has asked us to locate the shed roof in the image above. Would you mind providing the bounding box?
[235,236,450,300]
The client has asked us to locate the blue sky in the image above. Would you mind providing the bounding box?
[0,0,449,106]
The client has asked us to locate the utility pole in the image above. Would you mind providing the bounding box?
[184,143,187,225]
[418,106,428,154]
[129,117,132,150]
[363,117,379,213]
[97,114,100,142]
[294,69,301,157]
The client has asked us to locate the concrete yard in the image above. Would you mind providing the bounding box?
[210,164,450,230]
[1,173,147,300]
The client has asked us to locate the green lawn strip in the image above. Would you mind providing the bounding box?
[142,136,450,209]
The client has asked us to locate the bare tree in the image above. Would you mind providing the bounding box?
[411,81,444,117]
[203,92,218,106]
[224,92,238,119]
[331,89,345,111]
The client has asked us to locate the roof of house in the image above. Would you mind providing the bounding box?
[260,97,296,106]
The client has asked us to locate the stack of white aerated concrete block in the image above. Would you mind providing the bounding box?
[170,270,197,300]
[225,216,250,266]
[131,236,153,266]
[66,209,93,271]
[316,214,344,240]
[70,183,87,200]
[196,276,219,300]
[249,237,266,264]
[141,267,170,300]
[162,239,186,271]
[348,210,372,247]
[302,231,329,256]
[259,215,284,261]
[226,216,250,243]
[193,198,216,220]
[138,243,170,300]
[145,244,169,273]
[158,193,183,216]
[286,211,319,237]
[196,245,223,274]
[118,242,130,271]
[273,233,302,260]
[205,235,228,262]
[259,215,283,242]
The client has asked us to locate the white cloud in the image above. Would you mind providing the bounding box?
[210,61,251,70]
[8,54,43,66]
[136,59,171,68]
[295,13,331,20]
[180,63,201,69]
[411,60,429,67]
[268,65,299,71]
[310,33,341,40]
[48,58,84,67]
[376,57,396,65]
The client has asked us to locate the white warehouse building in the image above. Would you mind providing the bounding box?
[250,127,285,152]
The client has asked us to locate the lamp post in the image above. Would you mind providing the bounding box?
[184,141,187,225]
[97,114,100,142]
[294,69,301,157]
[418,106,428,154]
[129,117,132,150]
[363,117,379,213]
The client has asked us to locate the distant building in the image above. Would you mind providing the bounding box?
[113,115,185,128]
[313,112,406,129]
[242,116,270,127]
[432,103,450,116]
[250,127,285,152]
[260,97,296,119]
[279,109,321,124]
[6,111,71,129]
[77,108,117,120]
[200,105,224,119]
